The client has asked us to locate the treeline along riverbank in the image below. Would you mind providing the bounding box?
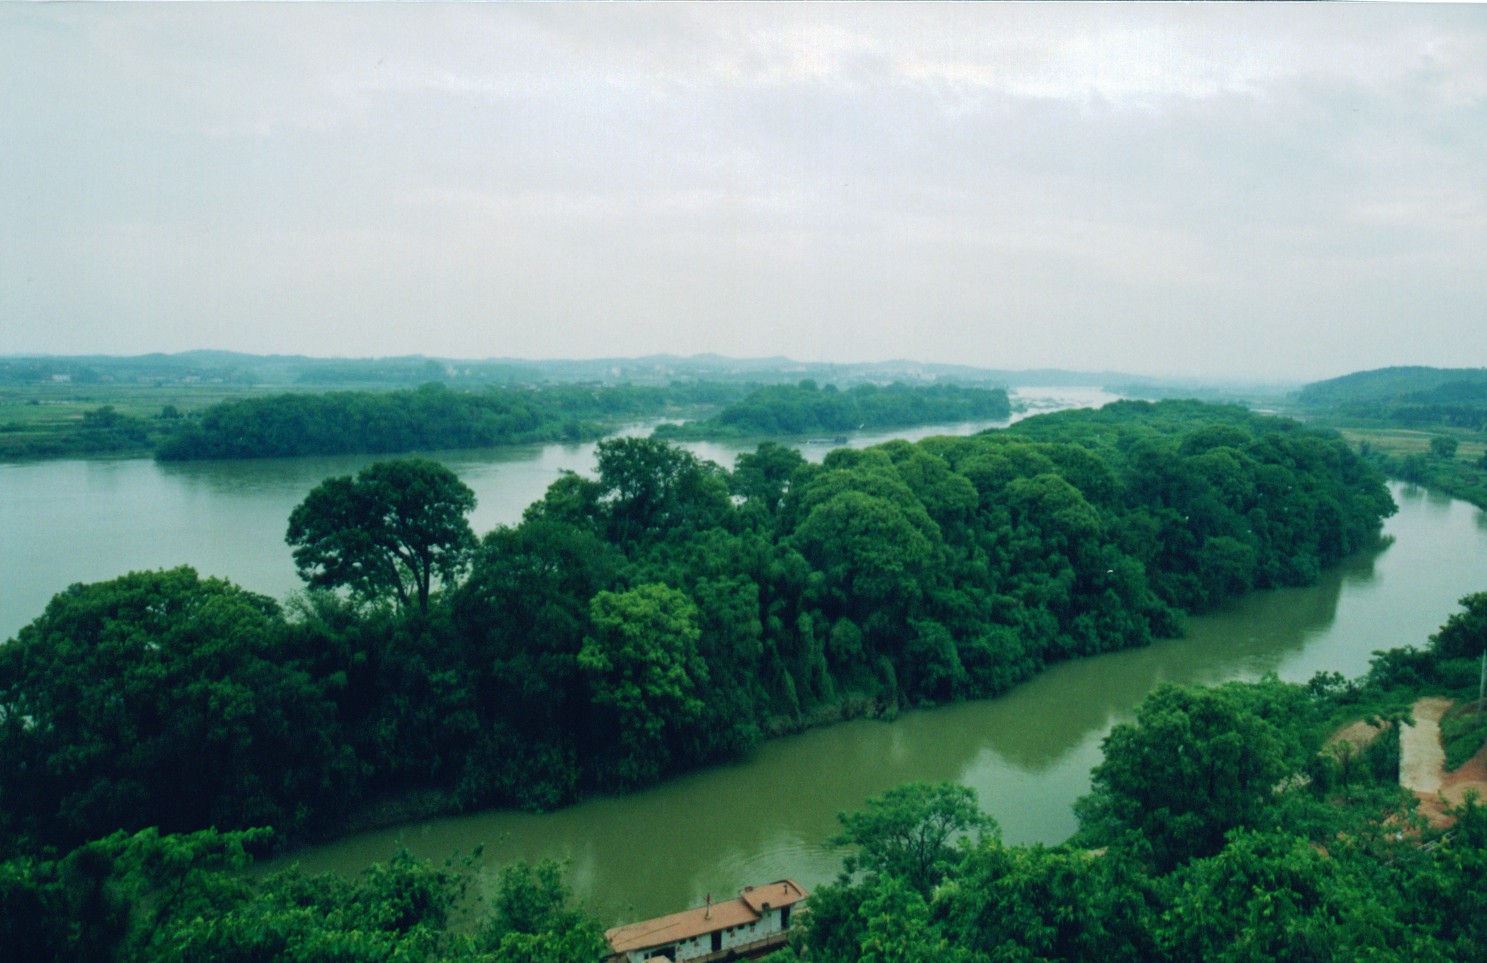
[1,377,1011,462]
[652,380,1011,440]
[0,400,1396,861]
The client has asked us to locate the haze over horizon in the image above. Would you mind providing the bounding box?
[3,4,1484,383]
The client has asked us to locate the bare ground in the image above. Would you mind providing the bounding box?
[1399,697,1487,828]
[1328,719,1386,751]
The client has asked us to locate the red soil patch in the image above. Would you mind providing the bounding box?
[1407,699,1487,829]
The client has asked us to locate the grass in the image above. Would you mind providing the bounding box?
[0,381,403,460]
[1440,700,1487,772]
[1334,425,1487,462]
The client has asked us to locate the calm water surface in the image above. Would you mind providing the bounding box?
[4,388,1483,926]
[1,386,1114,642]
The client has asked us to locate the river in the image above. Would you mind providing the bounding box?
[259,482,1485,925]
[0,386,1115,643]
[3,388,1485,926]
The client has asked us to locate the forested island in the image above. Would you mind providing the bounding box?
[652,380,1011,440]
[2,379,732,461]
[153,381,741,460]
[1,352,1026,461]
[2,398,1454,960]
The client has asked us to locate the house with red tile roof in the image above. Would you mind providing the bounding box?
[605,879,808,963]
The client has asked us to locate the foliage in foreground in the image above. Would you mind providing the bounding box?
[8,594,1487,962]
[0,832,605,963]
[770,614,1487,963]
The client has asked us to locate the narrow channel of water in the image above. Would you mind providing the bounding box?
[267,483,1487,926]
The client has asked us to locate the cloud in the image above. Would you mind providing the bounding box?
[2,3,1484,381]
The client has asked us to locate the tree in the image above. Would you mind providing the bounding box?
[593,437,729,546]
[854,875,966,963]
[1075,681,1303,870]
[1159,831,1402,962]
[286,458,476,613]
[936,841,1158,963]
[0,569,351,850]
[732,442,807,517]
[1430,435,1460,460]
[1429,592,1487,661]
[475,860,608,963]
[832,782,996,895]
[577,584,707,786]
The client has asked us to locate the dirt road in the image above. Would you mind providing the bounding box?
[1400,697,1487,827]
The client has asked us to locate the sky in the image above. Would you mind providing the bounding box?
[1,4,1484,383]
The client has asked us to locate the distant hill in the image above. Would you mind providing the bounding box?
[1296,366,1487,430]
[1297,366,1487,405]
[2,351,1153,390]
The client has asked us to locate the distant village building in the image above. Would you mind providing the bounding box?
[605,880,808,963]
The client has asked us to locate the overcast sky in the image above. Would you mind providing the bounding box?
[2,4,1483,382]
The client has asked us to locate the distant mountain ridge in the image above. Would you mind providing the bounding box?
[1297,366,1487,405]
[2,351,1154,389]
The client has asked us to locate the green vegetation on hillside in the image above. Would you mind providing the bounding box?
[653,380,1012,440]
[1297,366,1487,430]
[1287,366,1487,510]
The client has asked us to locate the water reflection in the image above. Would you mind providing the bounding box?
[2,390,1106,641]
[271,482,1487,923]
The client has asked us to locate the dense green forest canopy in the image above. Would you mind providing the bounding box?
[8,593,1487,962]
[653,380,1012,440]
[1,400,1395,859]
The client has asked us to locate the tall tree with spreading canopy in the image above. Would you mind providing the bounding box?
[286,458,476,614]
[832,782,997,895]
[1075,680,1306,870]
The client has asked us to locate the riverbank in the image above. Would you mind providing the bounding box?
[0,409,1454,923]
[263,481,1485,924]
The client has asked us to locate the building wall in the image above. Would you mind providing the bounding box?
[622,908,789,963]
